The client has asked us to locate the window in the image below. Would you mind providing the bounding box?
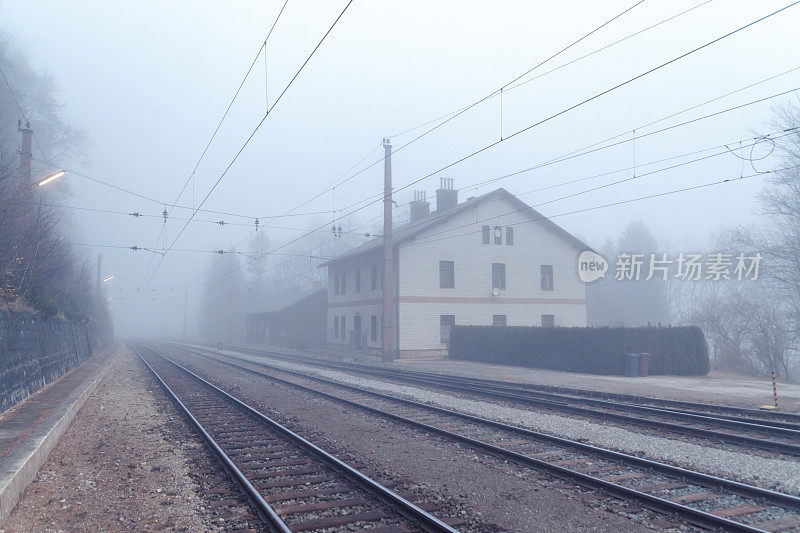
[439,260,454,288]
[334,273,340,295]
[440,315,455,344]
[494,226,502,245]
[371,264,377,290]
[542,314,555,328]
[482,226,490,244]
[356,268,361,293]
[541,265,554,291]
[492,263,506,290]
[493,314,507,327]
[333,316,339,338]
[340,316,346,340]
[506,226,514,245]
[341,272,347,294]
[370,315,377,342]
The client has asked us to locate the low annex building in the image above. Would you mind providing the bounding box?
[245,288,327,349]
[323,179,589,359]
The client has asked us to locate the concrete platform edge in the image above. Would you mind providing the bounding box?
[0,348,117,526]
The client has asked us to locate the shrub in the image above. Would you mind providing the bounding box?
[449,325,709,376]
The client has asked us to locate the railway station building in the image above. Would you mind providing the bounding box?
[245,288,327,349]
[322,180,589,358]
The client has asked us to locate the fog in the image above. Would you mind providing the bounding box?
[1,0,798,338]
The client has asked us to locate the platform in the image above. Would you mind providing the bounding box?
[0,346,115,525]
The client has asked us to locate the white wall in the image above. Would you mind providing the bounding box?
[397,194,587,351]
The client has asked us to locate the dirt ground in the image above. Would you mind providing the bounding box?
[1,345,258,532]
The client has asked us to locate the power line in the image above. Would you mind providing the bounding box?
[240,4,800,277]
[404,129,797,247]
[275,0,650,221]
[27,155,339,220]
[164,0,291,221]
[410,165,800,249]
[325,78,800,229]
[458,84,800,195]
[388,0,714,141]
[149,0,355,284]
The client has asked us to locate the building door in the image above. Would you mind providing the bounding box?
[353,315,362,349]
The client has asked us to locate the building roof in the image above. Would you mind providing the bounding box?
[246,287,325,317]
[322,187,589,266]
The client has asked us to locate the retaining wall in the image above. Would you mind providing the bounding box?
[0,310,92,413]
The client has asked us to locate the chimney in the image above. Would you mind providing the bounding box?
[435,177,458,212]
[409,190,430,223]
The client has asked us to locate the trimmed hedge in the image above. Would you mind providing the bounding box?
[449,325,709,376]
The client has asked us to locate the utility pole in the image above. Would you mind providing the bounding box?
[183,285,188,340]
[95,254,102,301]
[96,254,102,295]
[381,138,396,362]
[18,119,32,195]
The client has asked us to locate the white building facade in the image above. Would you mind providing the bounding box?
[325,184,588,358]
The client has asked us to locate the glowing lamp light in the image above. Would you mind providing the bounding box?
[37,170,66,187]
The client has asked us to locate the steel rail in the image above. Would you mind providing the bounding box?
[167,342,800,533]
[132,343,291,533]
[225,343,800,425]
[342,366,800,431]
[214,344,800,454]
[137,343,458,533]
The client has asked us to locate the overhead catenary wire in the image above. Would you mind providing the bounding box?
[163,0,291,222]
[149,0,355,284]
[409,165,800,249]
[401,129,799,247]
[216,2,800,285]
[321,79,800,226]
[267,0,651,225]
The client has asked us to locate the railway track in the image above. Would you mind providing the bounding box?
[132,343,458,533]
[163,342,800,533]
[218,344,800,456]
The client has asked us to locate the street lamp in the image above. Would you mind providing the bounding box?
[37,170,66,187]
[103,275,114,282]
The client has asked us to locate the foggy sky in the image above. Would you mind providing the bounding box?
[1,0,798,336]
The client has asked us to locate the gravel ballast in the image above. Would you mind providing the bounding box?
[163,345,685,532]
[229,350,800,496]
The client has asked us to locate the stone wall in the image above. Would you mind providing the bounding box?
[0,310,92,413]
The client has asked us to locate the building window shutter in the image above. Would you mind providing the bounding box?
[439,260,454,288]
[482,226,490,244]
[356,268,361,293]
[333,316,339,338]
[506,226,514,245]
[370,315,377,342]
[334,274,339,295]
[342,273,347,294]
[370,264,377,290]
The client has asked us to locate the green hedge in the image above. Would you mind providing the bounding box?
[449,326,709,376]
